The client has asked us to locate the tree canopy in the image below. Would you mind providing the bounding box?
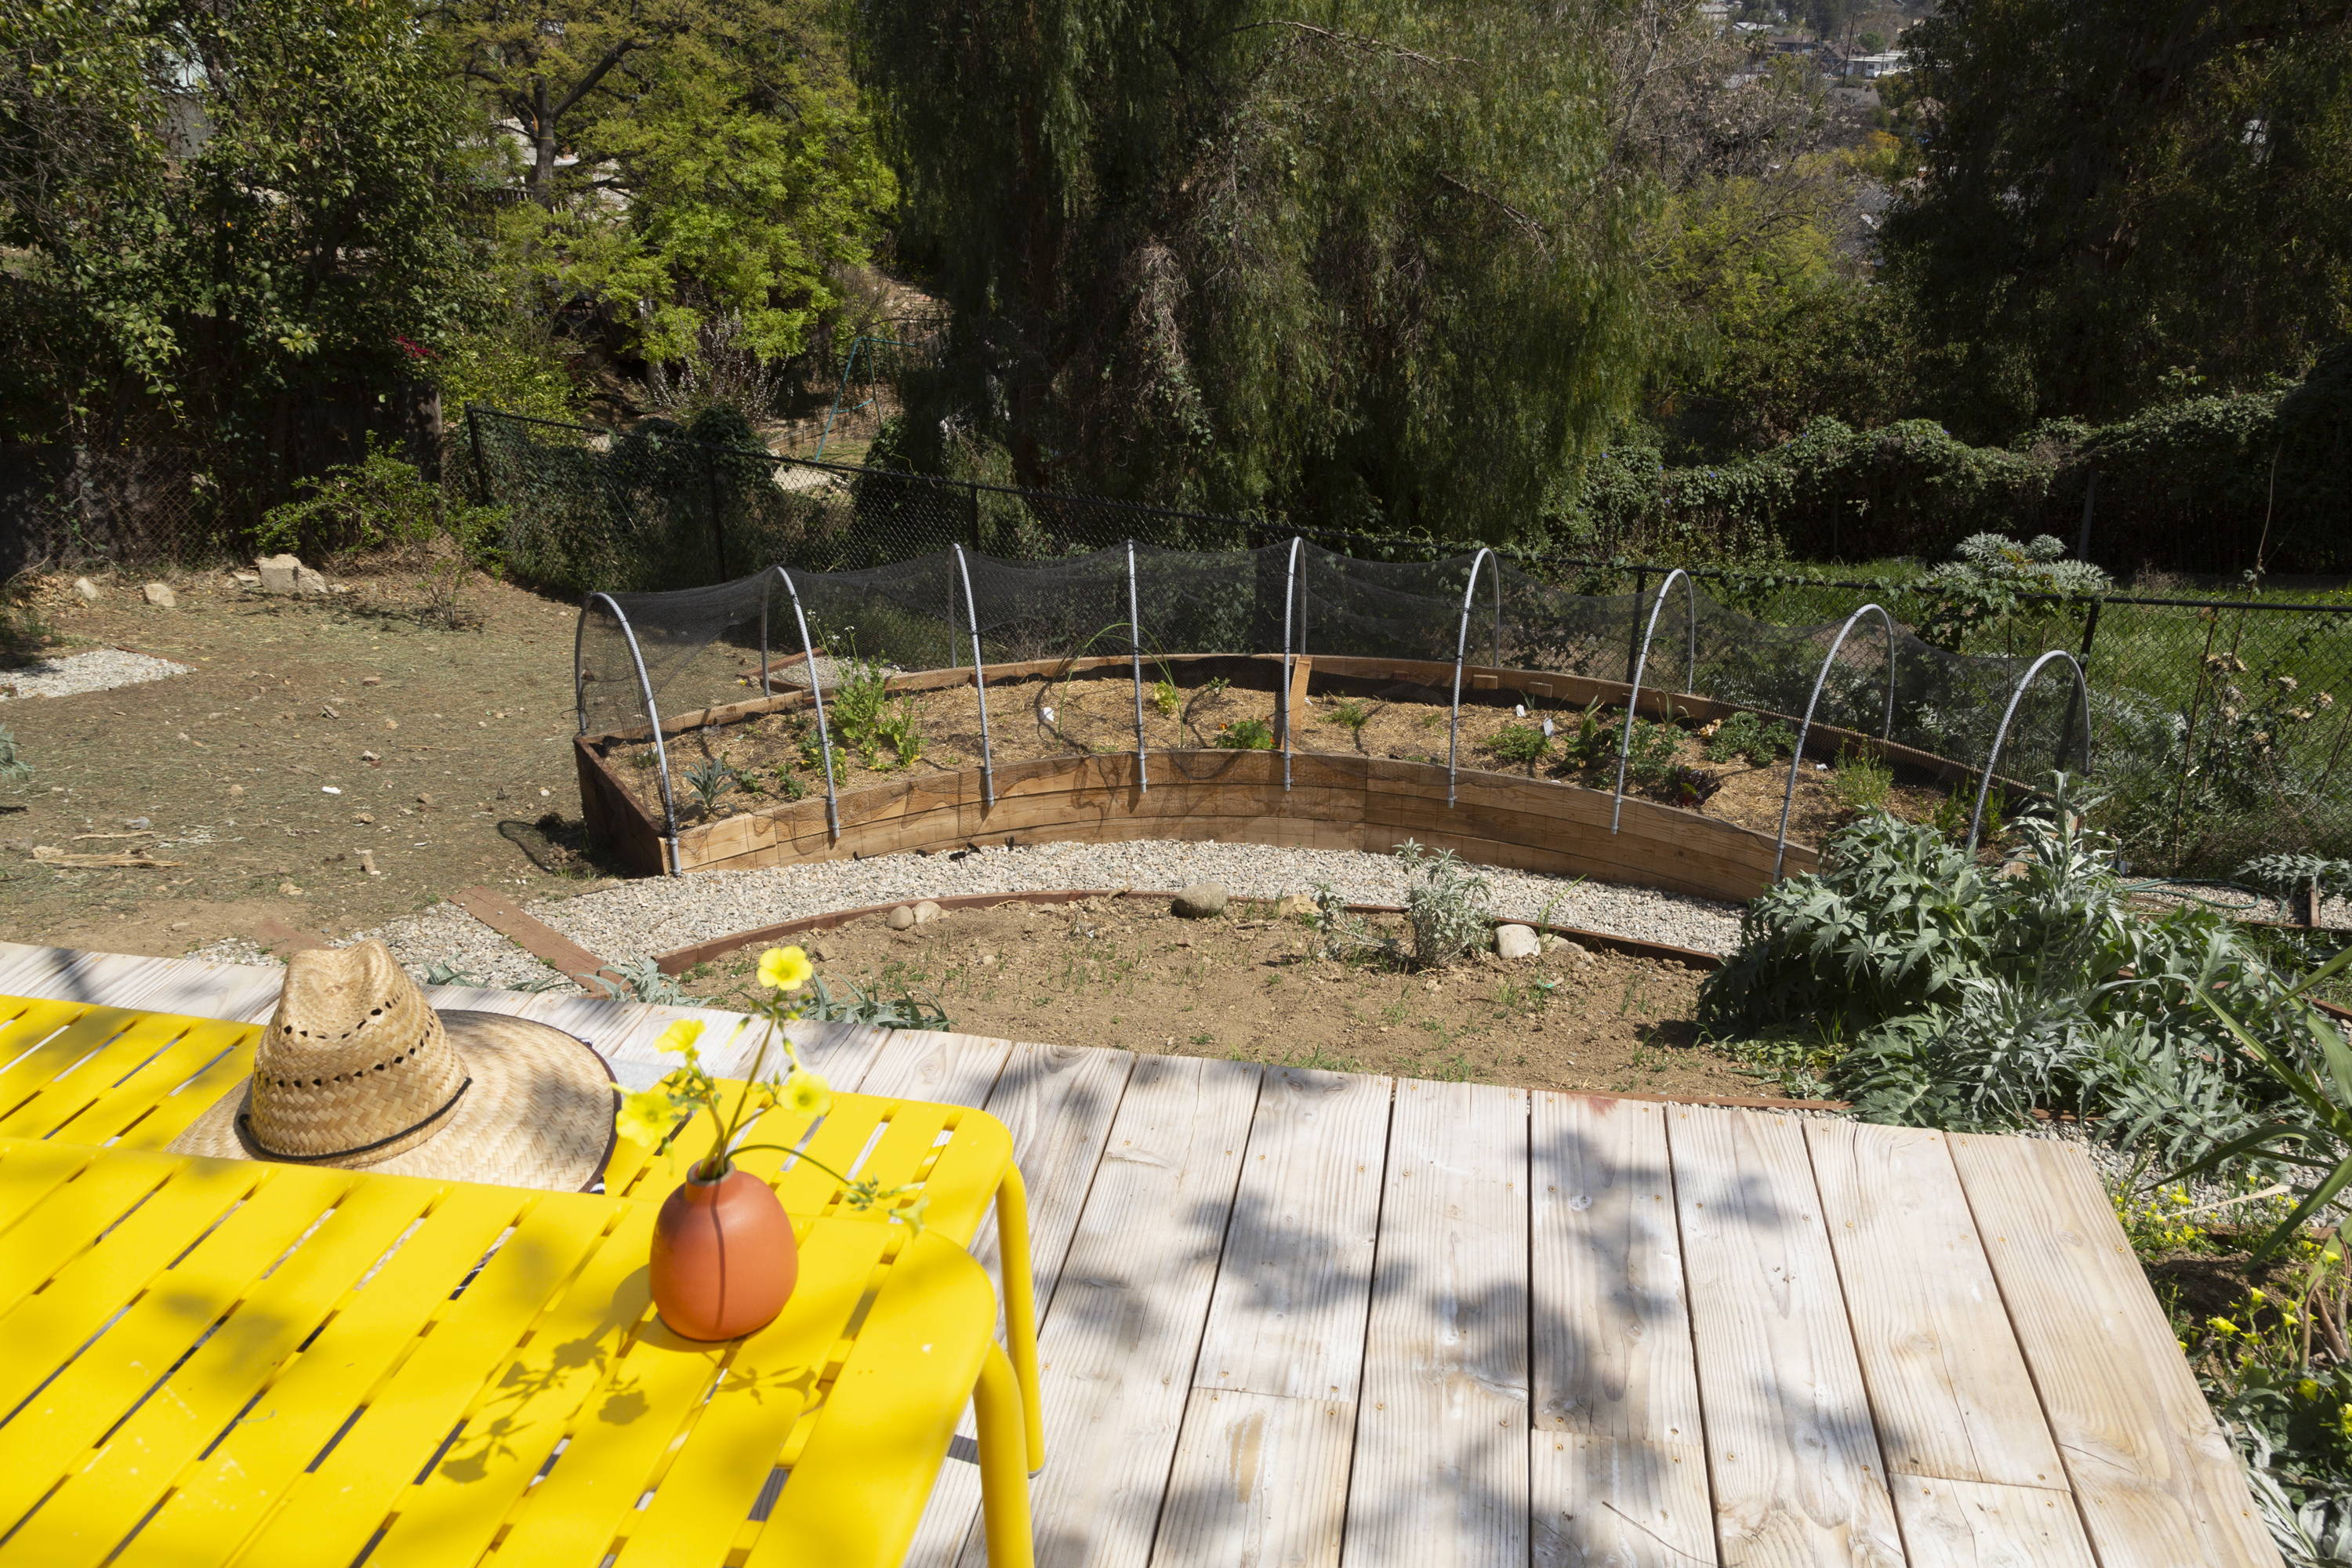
[858,0,1650,541]
[1883,0,2352,434]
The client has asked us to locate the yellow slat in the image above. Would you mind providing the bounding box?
[487,1221,895,1567]
[0,1163,350,1530]
[111,1181,539,1568]
[0,1138,100,1230]
[2,1175,436,1566]
[0,996,95,1073]
[0,1005,156,1120]
[743,1235,997,1568]
[0,1151,254,1341]
[238,1194,644,1568]
[2,1018,253,1147]
[103,1032,260,1150]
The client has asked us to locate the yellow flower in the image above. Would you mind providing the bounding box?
[758,946,814,993]
[2246,1288,2267,1306]
[656,1018,705,1056]
[2299,1379,2321,1400]
[2208,1316,2240,1338]
[782,1068,833,1117]
[615,1087,681,1147]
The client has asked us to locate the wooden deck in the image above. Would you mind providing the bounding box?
[0,939,2280,1568]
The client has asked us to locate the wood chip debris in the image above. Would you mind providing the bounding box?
[32,845,187,868]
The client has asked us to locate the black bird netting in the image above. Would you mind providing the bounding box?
[579,540,2100,865]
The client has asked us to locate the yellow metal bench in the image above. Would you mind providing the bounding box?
[0,1134,1030,1566]
[0,992,1046,1472]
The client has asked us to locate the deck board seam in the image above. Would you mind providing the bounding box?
[1940,1141,2115,1568]
[1658,1105,1728,1568]
[1139,1062,1270,1568]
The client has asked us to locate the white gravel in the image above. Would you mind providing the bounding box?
[528,839,1745,964]
[184,903,580,994]
[0,648,190,701]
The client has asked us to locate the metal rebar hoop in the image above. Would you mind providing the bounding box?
[1127,540,1148,793]
[1772,603,1898,879]
[1447,547,1497,807]
[1969,649,2092,854]
[587,592,684,875]
[953,543,996,807]
[1281,536,1303,791]
[1610,568,1695,833]
[771,568,840,843]
[572,594,593,736]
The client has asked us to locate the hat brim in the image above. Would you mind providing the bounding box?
[170,1011,619,1194]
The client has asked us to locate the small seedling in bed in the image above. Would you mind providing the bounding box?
[1489,723,1550,768]
[1323,698,1372,733]
[1828,744,1893,812]
[684,757,747,816]
[1150,678,1181,716]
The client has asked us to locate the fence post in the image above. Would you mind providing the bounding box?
[1127,539,1149,794]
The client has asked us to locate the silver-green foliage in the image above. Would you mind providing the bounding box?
[1701,779,2304,1165]
[801,974,950,1030]
[1308,839,1494,971]
[2238,855,2352,902]
[0,722,28,790]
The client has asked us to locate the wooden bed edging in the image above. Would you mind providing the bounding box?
[575,742,1827,900]
[649,887,1727,975]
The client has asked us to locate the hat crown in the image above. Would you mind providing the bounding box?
[251,942,466,1158]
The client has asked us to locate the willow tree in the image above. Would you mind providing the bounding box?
[858,1,1648,540]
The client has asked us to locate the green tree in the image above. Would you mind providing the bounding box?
[856,0,1648,541]
[1882,0,2352,436]
[435,0,895,373]
[0,0,489,470]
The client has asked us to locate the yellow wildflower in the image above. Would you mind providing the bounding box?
[2246,1288,2267,1306]
[758,946,815,993]
[2209,1316,2240,1338]
[615,1087,681,1147]
[2299,1379,2321,1400]
[782,1068,833,1117]
[656,1018,705,1056]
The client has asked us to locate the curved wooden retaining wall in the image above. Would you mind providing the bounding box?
[573,651,2008,898]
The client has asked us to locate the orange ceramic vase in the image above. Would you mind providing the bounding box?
[649,1165,798,1340]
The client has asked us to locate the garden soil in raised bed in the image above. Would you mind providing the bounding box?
[615,666,1950,847]
[673,895,1769,1099]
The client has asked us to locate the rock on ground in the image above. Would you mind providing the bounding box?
[1171,881,1230,919]
[1494,923,1541,959]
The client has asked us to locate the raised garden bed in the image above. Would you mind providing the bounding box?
[575,654,1992,896]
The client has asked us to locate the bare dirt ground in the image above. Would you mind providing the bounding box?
[0,568,619,957]
[613,666,1948,845]
[673,896,1769,1100]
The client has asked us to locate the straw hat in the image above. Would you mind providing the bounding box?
[172,941,617,1192]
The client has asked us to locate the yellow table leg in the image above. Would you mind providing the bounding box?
[974,1340,1035,1568]
[995,1165,1046,1472]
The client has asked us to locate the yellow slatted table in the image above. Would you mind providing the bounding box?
[0,1135,1032,1567]
[0,993,1046,1472]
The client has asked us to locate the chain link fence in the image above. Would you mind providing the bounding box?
[470,406,2352,875]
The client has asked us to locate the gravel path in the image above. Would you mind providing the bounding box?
[1,648,190,701]
[528,839,1746,963]
[185,902,581,993]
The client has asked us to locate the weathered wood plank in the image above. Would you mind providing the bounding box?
[898,1040,1138,1568]
[1948,1134,2281,1568]
[1889,1476,2096,1568]
[949,1053,1262,1568]
[1806,1120,2065,1490]
[1529,1093,1713,1568]
[1153,1066,1392,1566]
[1345,1079,1531,1568]
[1668,1105,1904,1568]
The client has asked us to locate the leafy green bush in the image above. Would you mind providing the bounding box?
[827,659,925,770]
[1702,709,1795,764]
[0,723,28,791]
[1214,717,1275,750]
[1829,745,1893,813]
[1700,782,2312,1166]
[1309,840,1494,971]
[1488,723,1551,768]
